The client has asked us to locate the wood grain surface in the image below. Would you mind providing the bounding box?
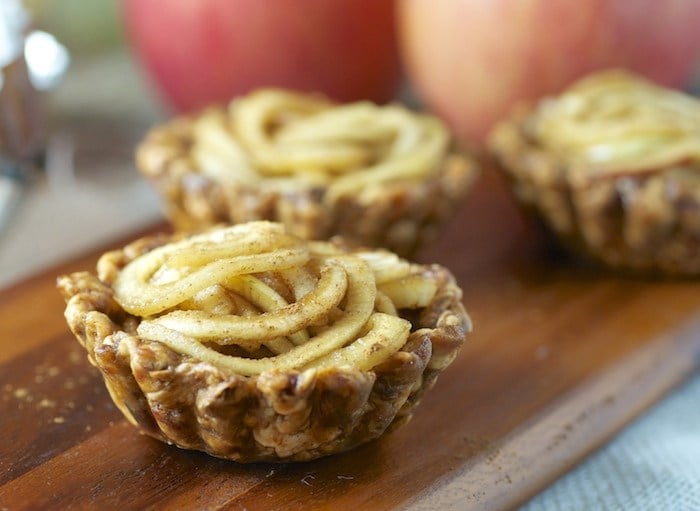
[2,170,700,511]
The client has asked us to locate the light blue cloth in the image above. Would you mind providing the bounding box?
[521,372,700,511]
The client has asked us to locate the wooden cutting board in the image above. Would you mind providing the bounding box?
[2,170,699,510]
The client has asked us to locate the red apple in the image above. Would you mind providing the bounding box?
[398,0,700,146]
[121,0,402,112]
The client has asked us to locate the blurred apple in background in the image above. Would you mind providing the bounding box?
[121,0,402,112]
[398,0,700,147]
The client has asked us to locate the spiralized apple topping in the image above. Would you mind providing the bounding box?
[528,70,700,175]
[189,89,450,203]
[111,222,439,376]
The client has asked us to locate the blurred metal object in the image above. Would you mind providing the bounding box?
[0,0,68,237]
[0,157,24,236]
[25,30,70,91]
[0,0,28,67]
[0,0,40,164]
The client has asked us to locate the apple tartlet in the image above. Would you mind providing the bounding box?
[57,222,471,462]
[489,70,700,275]
[136,89,477,257]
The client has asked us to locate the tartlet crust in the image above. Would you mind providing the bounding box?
[57,234,470,463]
[136,108,477,258]
[489,106,700,276]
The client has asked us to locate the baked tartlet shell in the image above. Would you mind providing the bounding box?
[489,107,700,275]
[57,235,470,463]
[136,116,478,257]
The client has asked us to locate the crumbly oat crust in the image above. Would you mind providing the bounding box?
[57,234,470,462]
[136,102,478,258]
[489,106,700,275]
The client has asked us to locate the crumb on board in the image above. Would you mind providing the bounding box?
[300,474,316,486]
[38,398,56,409]
[69,350,82,364]
[13,387,29,399]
